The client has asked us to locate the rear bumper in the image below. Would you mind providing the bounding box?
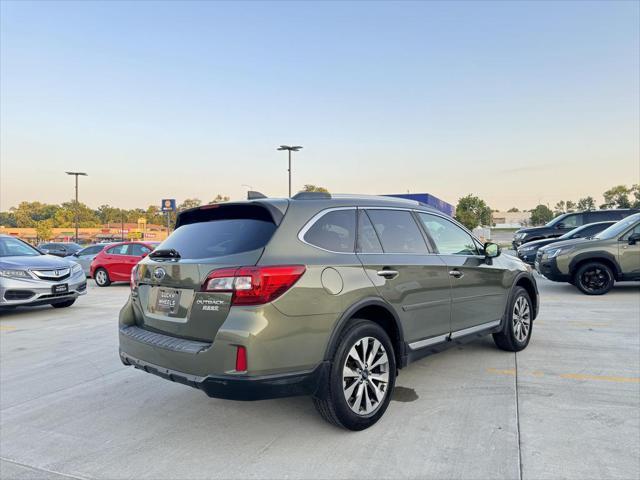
[120,350,329,401]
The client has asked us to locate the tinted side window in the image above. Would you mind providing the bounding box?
[304,209,356,253]
[357,211,383,253]
[561,214,584,228]
[129,244,151,256]
[621,223,640,240]
[419,213,479,255]
[81,245,101,256]
[582,223,610,236]
[366,210,428,254]
[107,245,128,255]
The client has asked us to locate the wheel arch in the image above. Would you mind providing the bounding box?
[323,297,407,369]
[569,252,621,280]
[514,274,539,320]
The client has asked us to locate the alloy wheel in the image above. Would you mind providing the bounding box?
[512,296,531,343]
[342,336,390,416]
[96,270,107,285]
[580,267,610,293]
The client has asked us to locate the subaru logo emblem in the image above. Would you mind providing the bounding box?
[154,267,166,280]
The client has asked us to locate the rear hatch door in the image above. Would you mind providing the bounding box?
[134,203,283,342]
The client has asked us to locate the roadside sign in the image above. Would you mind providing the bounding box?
[161,199,176,212]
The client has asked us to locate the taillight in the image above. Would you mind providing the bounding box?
[130,265,139,290]
[203,265,305,306]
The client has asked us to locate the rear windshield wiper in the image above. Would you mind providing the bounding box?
[149,248,181,259]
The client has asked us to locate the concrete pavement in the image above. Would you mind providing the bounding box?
[1,276,638,479]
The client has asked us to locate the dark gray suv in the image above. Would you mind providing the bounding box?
[119,193,538,430]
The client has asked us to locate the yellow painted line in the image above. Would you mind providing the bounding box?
[0,325,16,331]
[486,368,515,376]
[485,369,638,383]
[560,373,639,384]
[568,321,611,328]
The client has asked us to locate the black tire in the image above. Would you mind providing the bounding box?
[573,261,614,295]
[313,319,396,431]
[94,268,111,287]
[493,287,533,352]
[51,299,76,308]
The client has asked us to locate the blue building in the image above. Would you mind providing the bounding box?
[384,193,454,217]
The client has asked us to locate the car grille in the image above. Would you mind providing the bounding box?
[31,268,71,281]
[4,290,35,301]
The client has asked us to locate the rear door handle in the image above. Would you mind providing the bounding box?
[377,269,399,279]
[449,269,464,279]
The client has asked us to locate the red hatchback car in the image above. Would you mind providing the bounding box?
[90,242,158,287]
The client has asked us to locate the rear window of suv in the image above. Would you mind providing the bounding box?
[159,219,277,259]
[159,204,279,259]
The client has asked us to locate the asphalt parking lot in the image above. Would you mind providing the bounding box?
[1,275,639,480]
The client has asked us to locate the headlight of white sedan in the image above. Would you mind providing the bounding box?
[0,269,33,279]
[71,263,83,275]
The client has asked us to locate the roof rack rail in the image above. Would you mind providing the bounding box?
[247,191,268,200]
[292,191,332,200]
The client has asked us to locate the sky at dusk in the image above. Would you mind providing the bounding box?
[1,0,639,211]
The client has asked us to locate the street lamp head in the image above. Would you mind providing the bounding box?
[66,171,88,176]
[277,145,303,152]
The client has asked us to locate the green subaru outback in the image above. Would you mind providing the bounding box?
[536,213,640,295]
[119,193,538,430]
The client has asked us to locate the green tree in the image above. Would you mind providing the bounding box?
[178,198,202,211]
[0,211,16,227]
[53,201,100,227]
[35,219,54,242]
[530,204,554,225]
[565,200,576,212]
[209,194,230,204]
[10,201,58,227]
[601,185,631,209]
[507,207,520,213]
[455,195,492,230]
[302,185,329,193]
[630,184,640,208]
[553,200,566,215]
[576,196,596,211]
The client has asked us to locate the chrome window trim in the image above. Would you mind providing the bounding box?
[297,204,485,257]
[297,207,358,255]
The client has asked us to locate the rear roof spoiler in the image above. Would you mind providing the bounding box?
[292,191,331,200]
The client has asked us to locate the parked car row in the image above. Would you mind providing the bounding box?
[532,213,640,295]
[512,208,638,249]
[0,237,159,310]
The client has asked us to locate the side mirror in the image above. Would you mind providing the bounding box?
[484,242,501,259]
[556,222,565,229]
[628,233,640,245]
[141,252,149,258]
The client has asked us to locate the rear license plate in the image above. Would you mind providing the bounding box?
[52,283,68,294]
[155,288,181,315]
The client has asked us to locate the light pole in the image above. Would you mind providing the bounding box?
[277,145,302,197]
[65,171,87,243]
